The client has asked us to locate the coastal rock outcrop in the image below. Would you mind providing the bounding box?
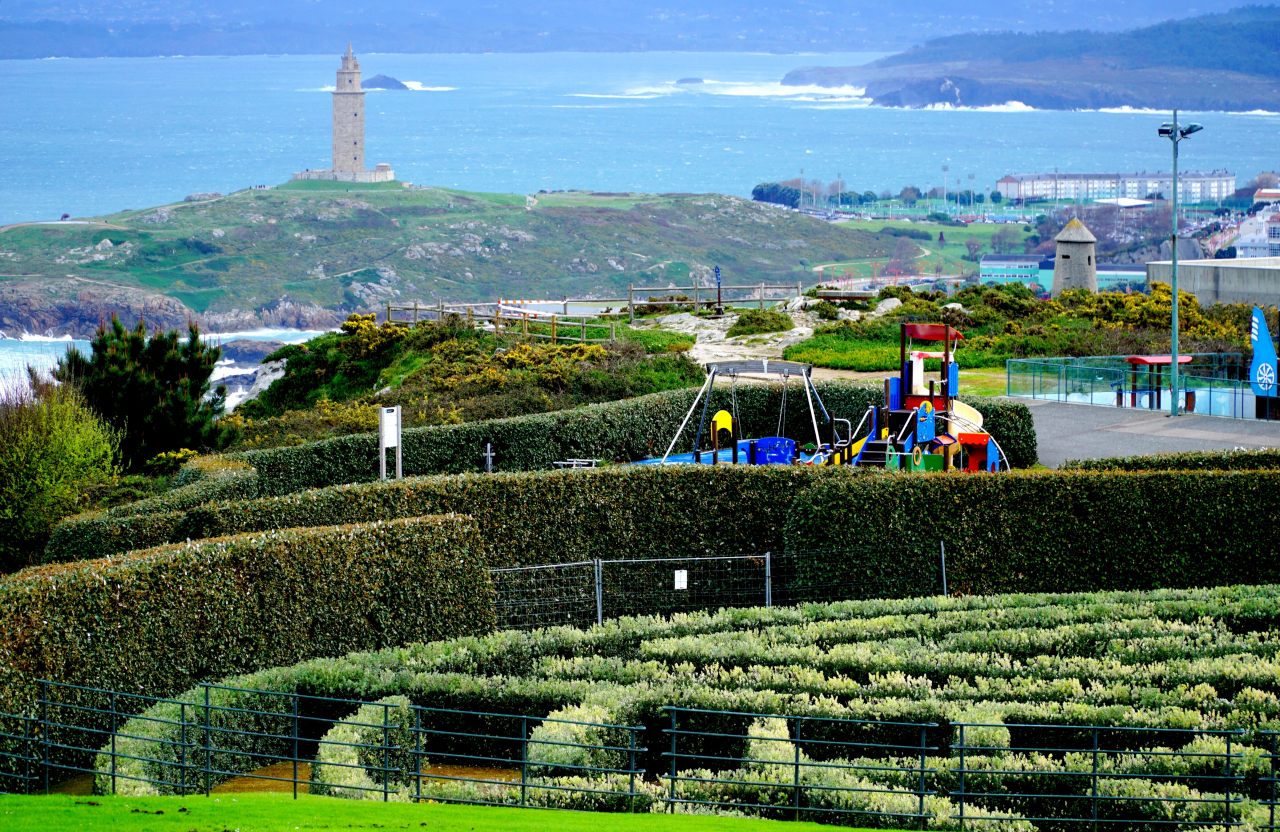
[0,280,196,339]
[362,74,409,90]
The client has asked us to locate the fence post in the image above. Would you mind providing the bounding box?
[759,283,765,310]
[595,559,603,626]
[41,680,48,795]
[1271,733,1277,832]
[940,541,948,596]
[180,703,188,795]
[629,727,638,813]
[110,690,117,795]
[1091,727,1099,832]
[22,713,32,796]
[521,716,528,807]
[551,315,557,344]
[918,725,928,831]
[793,717,802,821]
[292,694,300,800]
[382,705,390,802]
[611,320,616,343]
[1226,733,1234,825]
[581,316,586,344]
[668,710,677,813]
[414,707,422,803]
[693,283,699,314]
[957,724,966,832]
[765,552,772,608]
[628,283,634,324]
[203,684,211,797]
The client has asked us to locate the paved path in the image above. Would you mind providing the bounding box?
[1021,398,1280,468]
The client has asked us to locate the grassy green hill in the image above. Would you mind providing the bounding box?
[0,184,896,335]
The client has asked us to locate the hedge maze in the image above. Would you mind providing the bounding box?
[94,584,1280,827]
[9,377,1280,829]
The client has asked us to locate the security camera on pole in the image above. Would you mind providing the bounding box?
[1157,110,1204,417]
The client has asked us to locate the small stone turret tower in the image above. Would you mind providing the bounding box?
[333,43,365,174]
[1051,218,1098,297]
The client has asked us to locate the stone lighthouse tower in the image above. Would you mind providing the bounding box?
[333,43,365,174]
[1050,218,1098,297]
[291,44,394,184]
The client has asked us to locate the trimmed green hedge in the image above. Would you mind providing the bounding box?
[784,469,1280,595]
[1064,448,1280,472]
[234,382,1035,496]
[89,466,849,567]
[0,515,492,726]
[46,385,1034,564]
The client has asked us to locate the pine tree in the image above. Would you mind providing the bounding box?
[55,316,228,471]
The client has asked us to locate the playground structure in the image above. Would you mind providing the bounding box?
[639,322,1007,472]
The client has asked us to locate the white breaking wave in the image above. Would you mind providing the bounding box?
[402,82,455,91]
[570,93,668,100]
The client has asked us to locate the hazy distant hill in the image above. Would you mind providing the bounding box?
[0,0,1250,58]
[782,6,1280,110]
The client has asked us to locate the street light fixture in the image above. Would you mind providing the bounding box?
[1158,109,1203,417]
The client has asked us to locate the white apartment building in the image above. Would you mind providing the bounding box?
[995,171,1236,204]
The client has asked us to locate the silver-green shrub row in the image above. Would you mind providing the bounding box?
[99,585,1280,804]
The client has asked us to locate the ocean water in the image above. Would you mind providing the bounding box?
[0,329,325,389]
[3,52,1280,224]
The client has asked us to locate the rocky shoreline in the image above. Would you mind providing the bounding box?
[0,279,348,339]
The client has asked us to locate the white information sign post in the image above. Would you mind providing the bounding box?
[673,570,688,591]
[379,406,402,480]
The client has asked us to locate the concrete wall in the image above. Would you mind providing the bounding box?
[290,168,395,183]
[1146,258,1280,307]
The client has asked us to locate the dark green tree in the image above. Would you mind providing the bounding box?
[54,316,229,470]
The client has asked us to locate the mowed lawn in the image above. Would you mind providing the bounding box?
[0,794,879,832]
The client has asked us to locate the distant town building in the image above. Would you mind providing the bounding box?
[980,253,1143,291]
[292,44,395,184]
[1051,219,1098,297]
[1256,188,1280,204]
[996,171,1235,204]
[1237,234,1270,258]
[979,254,1053,287]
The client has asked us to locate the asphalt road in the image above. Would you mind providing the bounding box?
[1019,399,1280,468]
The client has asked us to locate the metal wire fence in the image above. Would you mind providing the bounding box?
[490,544,946,631]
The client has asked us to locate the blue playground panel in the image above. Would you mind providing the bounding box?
[632,437,799,465]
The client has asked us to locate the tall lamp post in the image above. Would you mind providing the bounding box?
[1158,110,1203,417]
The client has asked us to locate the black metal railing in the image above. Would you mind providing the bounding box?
[3,683,1269,832]
[951,722,1247,831]
[662,706,939,829]
[3,680,647,811]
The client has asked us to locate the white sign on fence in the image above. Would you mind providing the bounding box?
[379,406,402,480]
[674,570,688,590]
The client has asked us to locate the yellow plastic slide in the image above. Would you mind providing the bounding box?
[948,399,984,438]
